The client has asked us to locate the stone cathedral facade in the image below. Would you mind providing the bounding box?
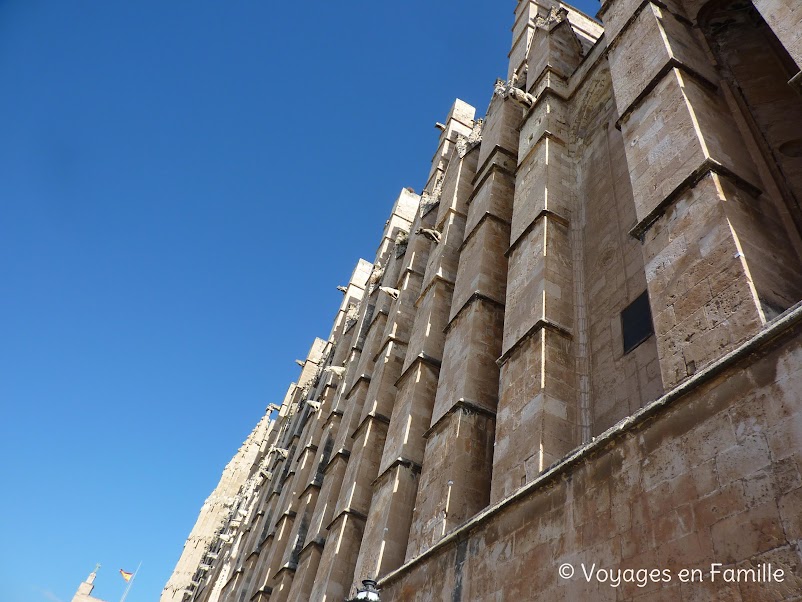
[163,0,802,600]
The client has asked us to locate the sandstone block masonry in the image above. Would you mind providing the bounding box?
[163,0,802,600]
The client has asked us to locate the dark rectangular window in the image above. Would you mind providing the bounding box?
[622,291,654,354]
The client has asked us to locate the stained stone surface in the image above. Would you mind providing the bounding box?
[163,1,802,600]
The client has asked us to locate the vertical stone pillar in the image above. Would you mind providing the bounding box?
[239,261,371,602]
[600,0,802,389]
[264,298,374,602]
[240,338,329,600]
[209,379,304,602]
[509,0,542,80]
[307,192,419,602]
[286,343,361,602]
[248,418,304,597]
[284,419,338,602]
[326,246,426,595]
[226,480,274,602]
[407,93,519,556]
[233,494,269,600]
[262,440,323,600]
[275,376,349,602]
[247,483,283,600]
[490,13,584,503]
[258,263,373,602]
[343,235,433,588]
[351,103,479,585]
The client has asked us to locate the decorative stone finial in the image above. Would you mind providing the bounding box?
[368,263,385,290]
[394,230,409,258]
[419,173,445,217]
[534,6,568,29]
[456,119,484,158]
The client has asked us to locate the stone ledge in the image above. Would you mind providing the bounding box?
[365,307,389,335]
[515,129,568,173]
[322,408,344,427]
[300,442,318,456]
[221,569,241,593]
[600,0,692,51]
[506,208,570,258]
[395,352,442,387]
[249,586,271,601]
[343,373,372,400]
[629,159,763,240]
[298,536,325,559]
[423,399,497,439]
[372,456,424,487]
[257,532,273,551]
[615,60,717,131]
[272,509,297,530]
[325,507,369,532]
[273,562,297,578]
[298,480,321,499]
[415,273,456,308]
[471,146,517,187]
[526,64,570,98]
[497,317,573,366]
[458,212,511,254]
[323,448,351,474]
[433,205,468,229]
[445,292,505,335]
[371,334,409,364]
[351,411,392,441]
[789,70,802,95]
[468,163,515,206]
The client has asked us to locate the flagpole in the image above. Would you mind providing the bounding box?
[119,562,142,602]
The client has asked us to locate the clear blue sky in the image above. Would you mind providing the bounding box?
[0,2,600,601]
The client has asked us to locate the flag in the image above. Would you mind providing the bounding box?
[120,569,134,582]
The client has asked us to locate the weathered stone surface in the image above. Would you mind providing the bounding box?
[381,323,802,600]
[164,2,802,601]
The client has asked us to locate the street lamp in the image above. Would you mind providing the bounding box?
[347,579,381,601]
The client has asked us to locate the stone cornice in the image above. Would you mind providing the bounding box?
[423,399,497,439]
[629,159,763,240]
[325,507,369,532]
[459,212,512,253]
[506,208,570,258]
[323,447,351,474]
[497,318,573,367]
[394,352,442,388]
[372,456,424,487]
[471,146,517,187]
[351,411,392,442]
[615,61,717,131]
[445,292,506,334]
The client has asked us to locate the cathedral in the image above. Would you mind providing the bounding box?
[162,0,802,599]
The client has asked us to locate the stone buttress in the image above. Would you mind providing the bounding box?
[353,101,481,583]
[167,1,802,600]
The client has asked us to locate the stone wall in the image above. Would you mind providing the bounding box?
[165,1,802,600]
[379,304,802,601]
